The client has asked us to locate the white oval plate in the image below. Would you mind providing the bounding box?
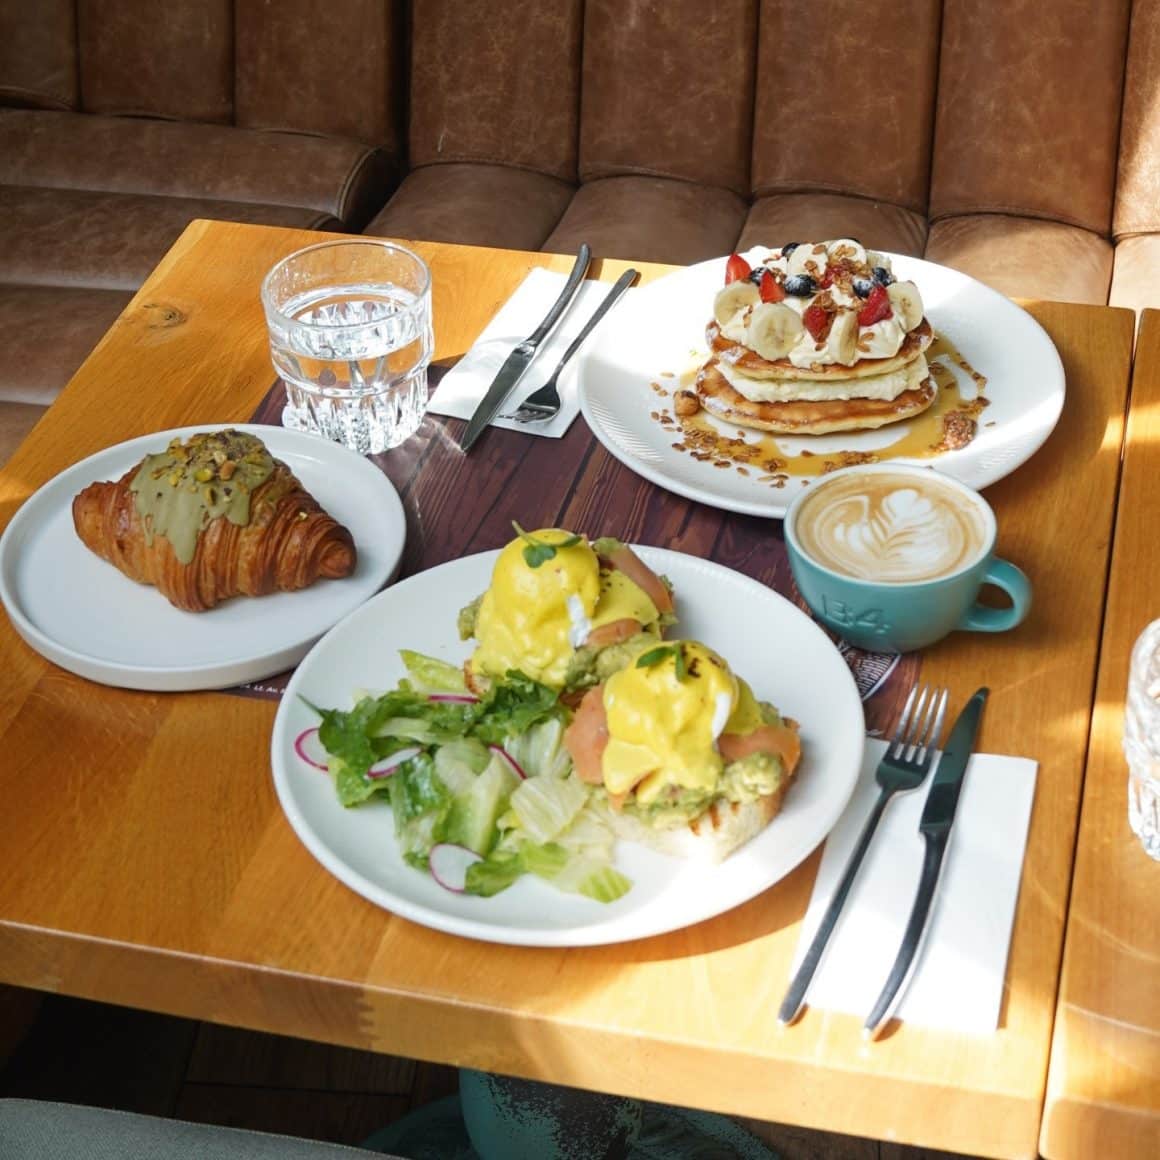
[0,424,406,691]
[271,548,864,947]
[576,249,1066,518]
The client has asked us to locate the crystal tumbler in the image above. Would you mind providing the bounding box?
[261,239,434,454]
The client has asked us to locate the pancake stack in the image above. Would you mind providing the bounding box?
[685,240,936,435]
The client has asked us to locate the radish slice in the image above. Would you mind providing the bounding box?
[428,693,479,704]
[429,843,482,893]
[489,744,527,780]
[367,746,422,779]
[294,728,329,772]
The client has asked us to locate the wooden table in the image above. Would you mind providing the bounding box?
[1039,309,1160,1158]
[0,220,1137,1159]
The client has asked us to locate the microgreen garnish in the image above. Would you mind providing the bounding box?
[635,643,687,681]
[511,521,581,568]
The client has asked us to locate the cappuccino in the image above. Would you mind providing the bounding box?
[792,470,989,583]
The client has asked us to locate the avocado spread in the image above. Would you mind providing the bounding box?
[618,750,784,828]
[130,429,275,565]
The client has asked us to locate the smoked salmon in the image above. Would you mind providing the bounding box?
[583,617,643,650]
[600,545,674,614]
[564,685,609,786]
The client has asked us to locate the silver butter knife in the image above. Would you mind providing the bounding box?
[863,686,989,1039]
[459,243,591,452]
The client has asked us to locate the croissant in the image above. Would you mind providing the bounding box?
[72,428,357,612]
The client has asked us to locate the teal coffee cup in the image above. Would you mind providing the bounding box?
[784,464,1031,653]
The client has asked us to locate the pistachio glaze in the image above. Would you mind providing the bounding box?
[129,430,275,564]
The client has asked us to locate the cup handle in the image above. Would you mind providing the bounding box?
[959,558,1032,633]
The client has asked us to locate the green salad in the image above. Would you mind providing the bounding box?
[298,651,631,902]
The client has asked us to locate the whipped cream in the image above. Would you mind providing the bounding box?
[718,353,929,404]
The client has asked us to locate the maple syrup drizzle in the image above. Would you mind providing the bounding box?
[648,333,989,487]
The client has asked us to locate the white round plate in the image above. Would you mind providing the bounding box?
[271,548,864,947]
[0,424,406,691]
[576,248,1066,518]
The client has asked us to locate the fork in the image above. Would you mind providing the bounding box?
[502,267,638,423]
[777,683,949,1026]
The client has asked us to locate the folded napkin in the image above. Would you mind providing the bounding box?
[428,268,623,438]
[790,739,1038,1033]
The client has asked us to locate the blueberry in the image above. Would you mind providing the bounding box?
[852,277,874,299]
[872,266,895,287]
[784,274,817,297]
[781,241,801,257]
[748,268,767,286]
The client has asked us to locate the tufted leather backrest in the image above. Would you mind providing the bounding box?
[1114,0,1160,239]
[0,0,405,151]
[930,0,1130,235]
[407,0,584,181]
[77,0,233,124]
[0,0,1144,249]
[235,0,404,152]
[0,0,77,110]
[751,0,941,213]
[578,0,757,196]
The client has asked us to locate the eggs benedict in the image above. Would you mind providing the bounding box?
[459,525,676,694]
[563,640,801,861]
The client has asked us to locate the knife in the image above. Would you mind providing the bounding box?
[863,686,989,1039]
[459,243,592,451]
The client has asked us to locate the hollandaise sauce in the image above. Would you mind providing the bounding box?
[130,429,275,564]
[602,643,737,802]
[471,530,665,689]
[472,530,601,688]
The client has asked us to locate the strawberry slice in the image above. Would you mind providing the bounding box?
[758,270,785,303]
[803,304,830,341]
[819,266,835,289]
[857,283,893,327]
[725,253,751,284]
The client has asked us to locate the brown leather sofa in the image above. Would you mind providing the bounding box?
[3,0,1159,468]
[0,0,404,463]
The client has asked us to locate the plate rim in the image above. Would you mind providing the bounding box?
[270,545,865,947]
[577,248,1066,519]
[0,422,406,691]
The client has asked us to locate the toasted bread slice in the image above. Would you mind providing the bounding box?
[605,755,799,864]
[709,317,933,381]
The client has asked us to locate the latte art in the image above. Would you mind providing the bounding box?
[794,473,988,582]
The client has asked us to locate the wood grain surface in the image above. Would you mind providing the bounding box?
[0,220,1138,1158]
[1039,309,1160,1159]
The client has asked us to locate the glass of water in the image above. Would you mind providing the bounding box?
[261,239,434,454]
[1124,617,1160,859]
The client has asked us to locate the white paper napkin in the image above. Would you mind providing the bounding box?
[428,268,625,438]
[791,739,1038,1033]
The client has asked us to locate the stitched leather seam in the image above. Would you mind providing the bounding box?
[750,179,927,218]
[929,204,1112,239]
[336,147,384,224]
[413,153,577,184]
[0,87,74,111]
[579,163,749,200]
[1111,226,1160,243]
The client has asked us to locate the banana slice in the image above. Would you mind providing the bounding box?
[747,302,804,361]
[827,238,867,266]
[887,280,924,331]
[713,281,760,327]
[825,310,859,366]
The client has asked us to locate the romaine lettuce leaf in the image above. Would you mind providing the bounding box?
[508,774,589,844]
[399,650,469,693]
